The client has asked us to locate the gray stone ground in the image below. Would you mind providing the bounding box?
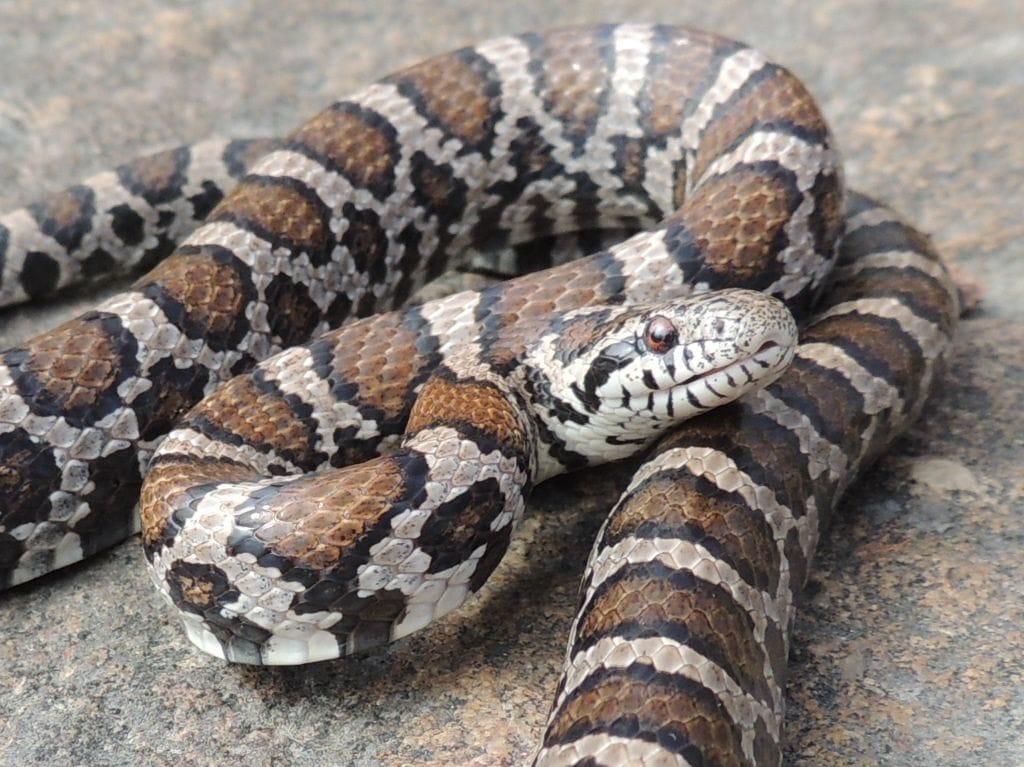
[0,1,1021,765]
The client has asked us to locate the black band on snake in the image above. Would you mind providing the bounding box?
[0,24,959,767]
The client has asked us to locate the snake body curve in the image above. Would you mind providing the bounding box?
[0,24,958,766]
[534,193,958,766]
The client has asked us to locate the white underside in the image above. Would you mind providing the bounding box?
[180,615,345,666]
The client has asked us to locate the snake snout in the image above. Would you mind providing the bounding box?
[723,289,799,353]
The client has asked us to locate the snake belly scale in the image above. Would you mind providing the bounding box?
[0,23,958,767]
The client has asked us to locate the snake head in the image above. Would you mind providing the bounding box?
[527,289,798,475]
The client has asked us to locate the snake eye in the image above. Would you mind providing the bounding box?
[643,315,678,354]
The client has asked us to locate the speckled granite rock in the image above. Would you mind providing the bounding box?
[0,2,1020,765]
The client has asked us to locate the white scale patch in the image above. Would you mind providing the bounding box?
[706,128,837,190]
[364,89,470,282]
[845,205,900,231]
[153,139,252,261]
[681,47,768,162]
[348,82,488,288]
[698,47,769,131]
[415,289,485,353]
[187,219,281,294]
[800,295,950,485]
[799,340,902,417]
[248,141,438,312]
[0,363,30,429]
[477,30,658,242]
[771,203,837,300]
[10,531,84,586]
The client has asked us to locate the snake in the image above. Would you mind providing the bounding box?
[0,23,959,767]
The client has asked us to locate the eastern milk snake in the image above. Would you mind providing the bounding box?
[0,24,959,766]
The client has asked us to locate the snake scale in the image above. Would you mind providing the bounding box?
[0,24,958,766]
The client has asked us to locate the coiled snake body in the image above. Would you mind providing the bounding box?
[0,24,958,766]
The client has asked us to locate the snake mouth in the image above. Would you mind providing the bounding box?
[678,339,786,387]
[748,338,789,370]
[730,338,793,380]
[669,339,793,413]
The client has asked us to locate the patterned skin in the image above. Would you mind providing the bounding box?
[143,290,796,665]
[534,193,959,766]
[1,25,845,589]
